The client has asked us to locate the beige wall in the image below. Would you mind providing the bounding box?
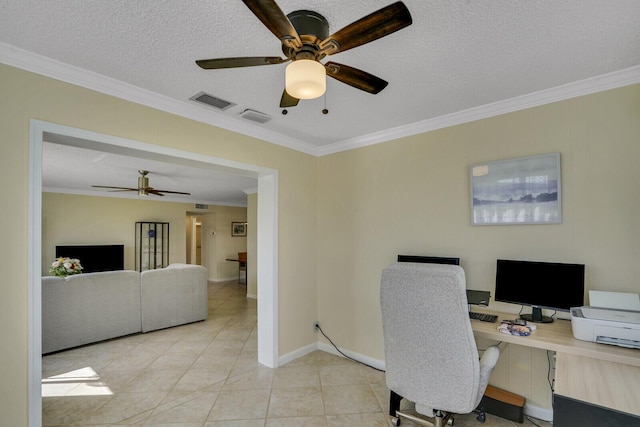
[42,193,190,273]
[0,63,318,426]
[2,60,639,424]
[316,84,640,411]
[42,192,247,280]
[211,207,248,280]
[247,192,258,298]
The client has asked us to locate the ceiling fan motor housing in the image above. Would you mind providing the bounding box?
[287,10,329,40]
[284,10,330,60]
[138,171,149,190]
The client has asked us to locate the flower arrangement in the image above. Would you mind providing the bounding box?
[49,257,83,277]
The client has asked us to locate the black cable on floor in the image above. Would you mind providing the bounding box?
[525,415,543,426]
[316,324,385,372]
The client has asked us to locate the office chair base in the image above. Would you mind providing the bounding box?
[393,409,454,427]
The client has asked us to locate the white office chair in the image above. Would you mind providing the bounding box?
[380,262,501,426]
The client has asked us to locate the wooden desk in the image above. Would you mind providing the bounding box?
[469,308,640,424]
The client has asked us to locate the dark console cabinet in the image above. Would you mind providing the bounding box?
[135,222,169,271]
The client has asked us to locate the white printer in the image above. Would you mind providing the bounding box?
[571,290,640,349]
[571,306,640,349]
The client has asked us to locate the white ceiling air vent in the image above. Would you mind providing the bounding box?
[195,204,209,209]
[240,109,271,124]
[190,91,236,111]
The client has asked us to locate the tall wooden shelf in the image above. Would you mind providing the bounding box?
[135,222,169,271]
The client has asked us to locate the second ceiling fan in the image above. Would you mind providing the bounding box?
[196,0,412,108]
[92,170,191,197]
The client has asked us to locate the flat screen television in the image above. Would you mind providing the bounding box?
[495,259,585,323]
[55,244,125,273]
[397,254,460,265]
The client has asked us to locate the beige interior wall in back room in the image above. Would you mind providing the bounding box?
[247,192,258,298]
[316,84,640,411]
[41,193,194,273]
[214,206,248,281]
[0,63,318,426]
[185,215,193,264]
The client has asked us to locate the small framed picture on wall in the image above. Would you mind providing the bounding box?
[232,222,247,236]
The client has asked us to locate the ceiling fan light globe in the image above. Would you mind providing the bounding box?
[285,60,326,99]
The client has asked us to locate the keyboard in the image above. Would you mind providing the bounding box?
[469,312,498,323]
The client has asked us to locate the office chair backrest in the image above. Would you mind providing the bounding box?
[381,262,481,414]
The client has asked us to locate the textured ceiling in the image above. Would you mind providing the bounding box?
[2,1,640,205]
[2,0,640,152]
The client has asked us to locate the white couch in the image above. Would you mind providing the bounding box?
[42,270,141,354]
[141,263,208,332]
[42,264,208,354]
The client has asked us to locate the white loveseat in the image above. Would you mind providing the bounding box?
[42,264,208,354]
[141,263,208,332]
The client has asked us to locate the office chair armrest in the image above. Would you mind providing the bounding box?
[477,345,501,403]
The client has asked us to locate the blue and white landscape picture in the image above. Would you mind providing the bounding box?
[470,153,561,225]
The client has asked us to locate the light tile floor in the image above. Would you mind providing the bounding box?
[42,280,553,427]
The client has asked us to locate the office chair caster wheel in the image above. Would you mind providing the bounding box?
[391,416,401,426]
[476,411,486,423]
[447,416,454,425]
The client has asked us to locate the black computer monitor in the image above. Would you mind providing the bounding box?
[494,259,585,323]
[397,255,460,265]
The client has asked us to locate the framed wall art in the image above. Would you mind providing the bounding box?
[231,222,247,236]
[470,153,561,225]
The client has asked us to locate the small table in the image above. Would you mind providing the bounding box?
[225,258,247,284]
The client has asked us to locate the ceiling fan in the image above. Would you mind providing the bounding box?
[195,0,412,108]
[92,170,191,197]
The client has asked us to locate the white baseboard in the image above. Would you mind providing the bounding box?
[278,336,386,371]
[524,403,553,423]
[278,342,318,366]
[317,342,386,371]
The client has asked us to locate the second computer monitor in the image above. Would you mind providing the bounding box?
[397,255,460,265]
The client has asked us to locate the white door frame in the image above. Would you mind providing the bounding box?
[28,119,279,427]
[189,214,200,264]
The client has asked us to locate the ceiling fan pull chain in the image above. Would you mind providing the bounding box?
[322,91,328,115]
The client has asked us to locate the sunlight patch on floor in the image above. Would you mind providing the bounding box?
[42,366,113,397]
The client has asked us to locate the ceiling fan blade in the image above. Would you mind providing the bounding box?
[150,189,192,196]
[324,62,389,94]
[319,1,412,55]
[91,185,138,191]
[196,56,288,69]
[280,89,299,108]
[242,0,302,49]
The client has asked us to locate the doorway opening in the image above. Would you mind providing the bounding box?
[28,120,279,427]
[186,213,203,265]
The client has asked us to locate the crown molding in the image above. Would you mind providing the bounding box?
[3,42,639,158]
[317,65,640,156]
[0,42,317,156]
